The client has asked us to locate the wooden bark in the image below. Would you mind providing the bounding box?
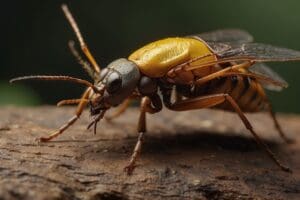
[0,106,300,200]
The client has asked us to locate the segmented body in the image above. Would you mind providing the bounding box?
[129,37,268,113]
[175,75,267,112]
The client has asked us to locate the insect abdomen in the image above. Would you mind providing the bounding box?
[211,76,267,112]
[188,76,267,112]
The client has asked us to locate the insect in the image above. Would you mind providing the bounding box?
[10,4,300,175]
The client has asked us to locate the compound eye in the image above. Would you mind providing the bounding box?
[106,72,122,93]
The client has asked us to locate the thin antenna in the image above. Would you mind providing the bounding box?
[68,40,96,79]
[61,4,101,73]
[10,75,101,93]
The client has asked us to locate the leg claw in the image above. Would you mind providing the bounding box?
[35,137,51,143]
[282,166,293,173]
[124,164,136,175]
[284,138,294,144]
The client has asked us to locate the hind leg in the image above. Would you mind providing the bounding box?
[264,99,293,143]
[165,93,291,172]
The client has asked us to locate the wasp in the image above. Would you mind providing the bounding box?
[10,4,300,175]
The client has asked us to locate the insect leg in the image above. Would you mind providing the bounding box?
[206,71,288,88]
[193,61,254,85]
[167,53,214,77]
[61,4,101,73]
[105,98,132,121]
[57,99,88,107]
[124,94,162,175]
[38,88,92,142]
[165,94,291,172]
[106,93,141,121]
[167,61,254,85]
[264,99,293,143]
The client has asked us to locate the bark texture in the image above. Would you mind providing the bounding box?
[0,106,300,200]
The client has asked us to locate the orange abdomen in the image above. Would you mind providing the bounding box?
[182,76,268,113]
[208,76,267,112]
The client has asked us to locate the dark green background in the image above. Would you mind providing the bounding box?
[2,0,300,113]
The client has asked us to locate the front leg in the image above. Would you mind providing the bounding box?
[105,93,141,121]
[38,87,92,142]
[124,94,162,175]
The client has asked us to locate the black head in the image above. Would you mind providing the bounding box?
[89,58,140,115]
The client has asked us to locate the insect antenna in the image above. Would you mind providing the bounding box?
[9,75,101,93]
[68,40,99,81]
[61,4,101,73]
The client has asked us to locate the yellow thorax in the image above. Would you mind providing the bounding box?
[128,37,217,77]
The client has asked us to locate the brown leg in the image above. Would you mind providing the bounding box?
[38,88,92,142]
[167,59,254,81]
[264,100,293,143]
[57,98,88,106]
[168,94,291,172]
[168,61,253,85]
[193,61,254,85]
[105,98,131,121]
[124,95,162,175]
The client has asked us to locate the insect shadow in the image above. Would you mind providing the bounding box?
[137,131,280,154]
[50,129,280,155]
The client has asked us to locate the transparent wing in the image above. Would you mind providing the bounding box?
[177,31,295,91]
[207,42,300,62]
[182,42,300,73]
[188,29,254,43]
[249,63,288,91]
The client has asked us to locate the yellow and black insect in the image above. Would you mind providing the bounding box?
[11,4,300,175]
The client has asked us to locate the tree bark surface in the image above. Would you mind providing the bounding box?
[0,106,299,200]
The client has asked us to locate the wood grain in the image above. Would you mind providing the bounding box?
[0,106,299,200]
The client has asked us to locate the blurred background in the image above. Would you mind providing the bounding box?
[2,0,300,113]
